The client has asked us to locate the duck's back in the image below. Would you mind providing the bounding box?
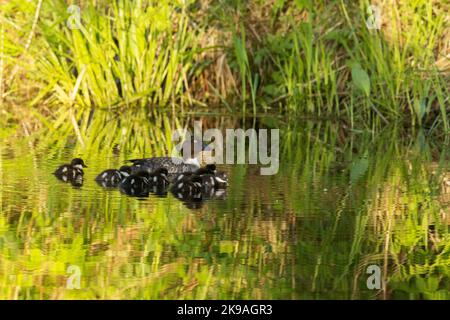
[54,164,71,177]
[54,164,83,178]
[129,157,198,177]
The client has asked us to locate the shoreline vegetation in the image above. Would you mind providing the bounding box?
[0,0,448,147]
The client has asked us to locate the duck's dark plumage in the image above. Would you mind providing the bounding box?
[147,167,169,187]
[213,171,229,188]
[95,165,132,188]
[170,174,203,200]
[53,158,87,185]
[119,171,150,197]
[173,164,228,190]
[127,136,212,177]
[193,164,216,176]
[128,157,199,177]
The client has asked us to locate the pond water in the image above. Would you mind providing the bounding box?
[1,122,450,299]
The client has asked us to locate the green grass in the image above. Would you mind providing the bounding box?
[36,0,198,109]
[223,0,449,132]
[0,0,448,142]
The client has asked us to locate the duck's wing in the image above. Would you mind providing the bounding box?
[95,169,116,181]
[53,164,70,176]
[128,156,179,164]
[128,157,198,175]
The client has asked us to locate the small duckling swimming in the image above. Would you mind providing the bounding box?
[171,174,203,200]
[172,171,194,184]
[95,165,132,188]
[213,171,228,188]
[145,168,170,195]
[175,164,228,189]
[119,170,150,197]
[172,164,215,184]
[53,158,87,183]
[147,168,169,187]
[70,174,84,188]
[199,173,228,189]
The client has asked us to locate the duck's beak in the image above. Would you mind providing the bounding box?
[83,164,88,168]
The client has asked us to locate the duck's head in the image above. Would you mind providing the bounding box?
[71,158,87,169]
[178,136,214,166]
[119,165,132,176]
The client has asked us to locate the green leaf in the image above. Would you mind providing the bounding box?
[351,62,371,96]
[294,0,312,10]
[414,98,428,122]
[350,155,369,183]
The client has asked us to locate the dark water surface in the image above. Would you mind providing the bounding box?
[1,125,450,299]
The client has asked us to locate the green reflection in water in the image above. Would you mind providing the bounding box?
[0,118,450,300]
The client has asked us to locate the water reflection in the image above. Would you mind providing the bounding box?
[92,166,229,208]
[171,187,228,209]
[1,125,450,299]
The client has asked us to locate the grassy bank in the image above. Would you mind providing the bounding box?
[0,0,448,143]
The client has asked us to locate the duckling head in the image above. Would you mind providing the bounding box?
[119,165,132,176]
[71,158,87,169]
[204,164,217,173]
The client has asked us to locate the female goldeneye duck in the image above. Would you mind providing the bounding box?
[119,170,150,196]
[95,165,132,187]
[54,158,87,181]
[127,136,213,176]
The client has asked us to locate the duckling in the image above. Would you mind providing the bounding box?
[145,168,169,195]
[173,164,228,190]
[171,174,203,201]
[95,165,132,188]
[194,164,217,176]
[171,164,215,183]
[70,174,84,188]
[53,158,87,182]
[147,168,169,187]
[119,171,150,197]
[196,164,228,189]
[172,171,194,184]
[195,173,228,192]
[214,171,229,188]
